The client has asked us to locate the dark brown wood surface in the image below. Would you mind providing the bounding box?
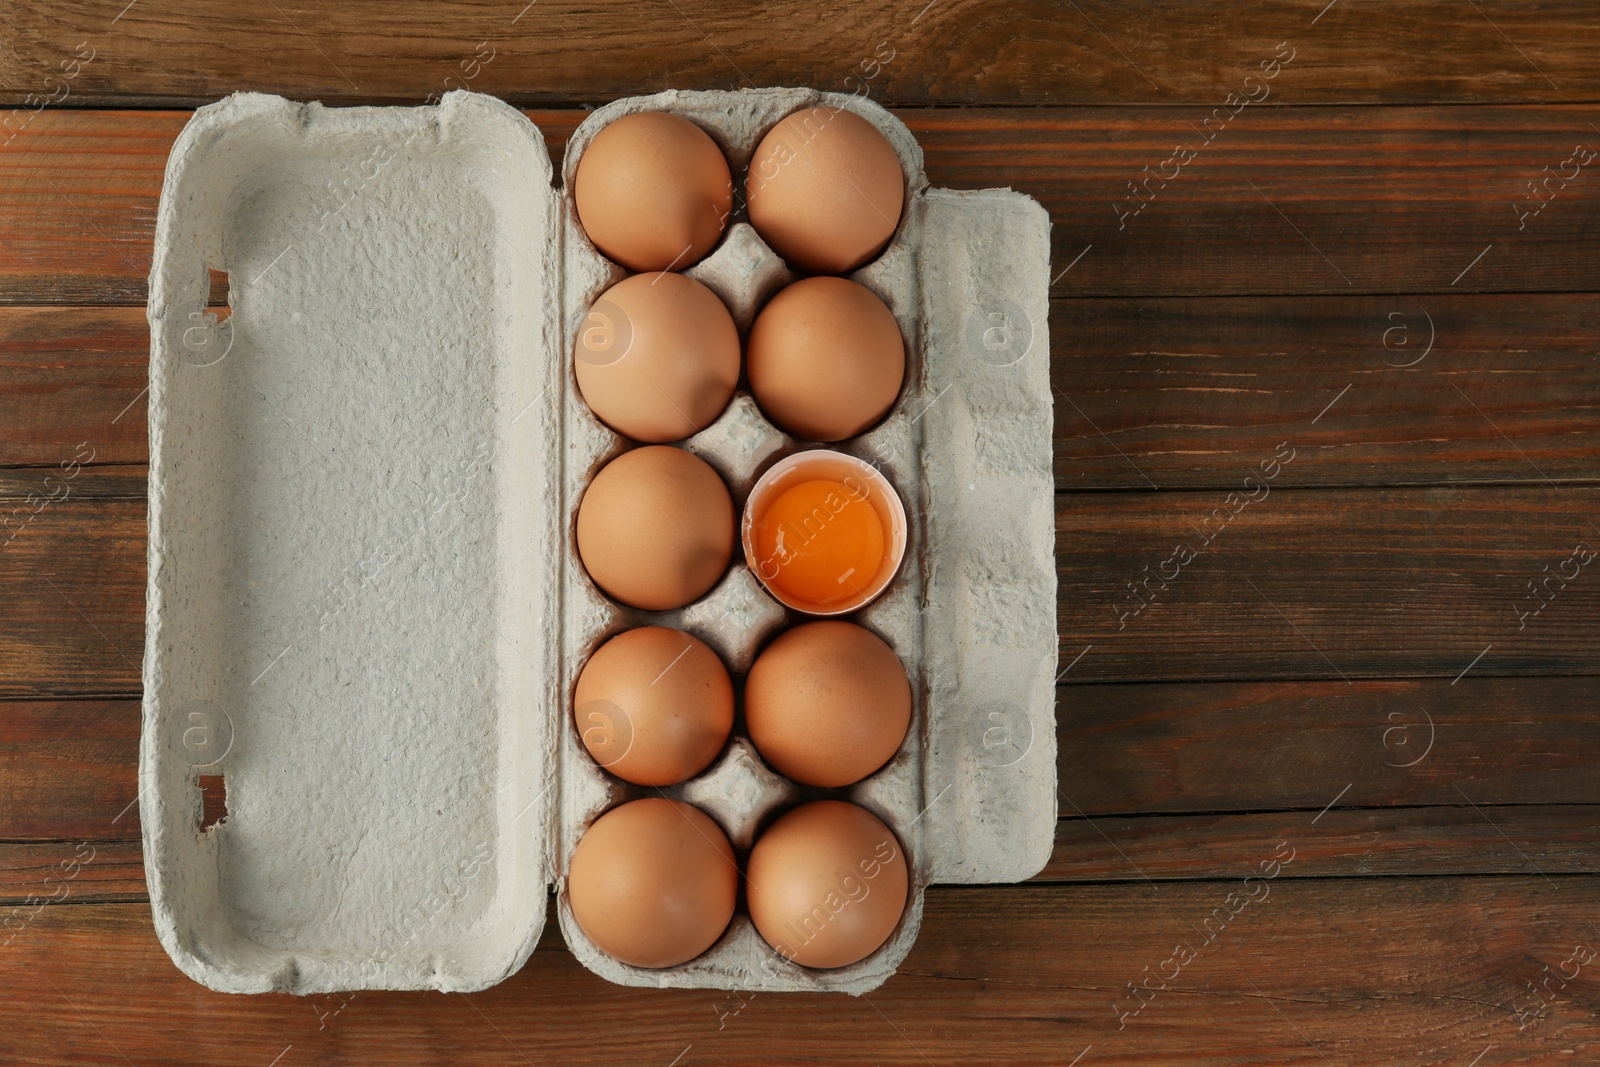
[6,298,1599,487]
[2,0,1599,107]
[7,107,1600,304]
[8,476,1600,695]
[5,885,1599,1066]
[4,3,1600,1064]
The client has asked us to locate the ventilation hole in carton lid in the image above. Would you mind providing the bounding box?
[205,267,231,313]
[199,774,228,831]
[181,267,235,369]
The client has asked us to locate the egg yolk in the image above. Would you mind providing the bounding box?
[753,479,885,608]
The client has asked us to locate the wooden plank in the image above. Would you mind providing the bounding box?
[1059,486,1600,682]
[6,108,1600,304]
[10,802,1600,908]
[0,840,142,905]
[0,306,148,468]
[3,885,1596,1064]
[1054,293,1600,490]
[0,109,177,306]
[4,484,1597,693]
[0,469,144,698]
[905,105,1600,298]
[2,2,1598,107]
[5,295,1599,489]
[0,466,145,499]
[9,675,1600,869]
[0,700,139,840]
[1064,677,1600,816]
[1044,806,1600,883]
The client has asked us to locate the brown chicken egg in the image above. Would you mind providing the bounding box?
[573,626,734,786]
[576,446,735,611]
[574,272,740,443]
[746,801,909,969]
[746,106,905,274]
[746,277,905,442]
[574,111,733,272]
[744,621,910,787]
[568,798,738,968]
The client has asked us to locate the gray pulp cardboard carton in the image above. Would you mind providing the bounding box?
[142,88,1055,995]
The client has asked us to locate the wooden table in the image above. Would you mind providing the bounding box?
[4,2,1599,1063]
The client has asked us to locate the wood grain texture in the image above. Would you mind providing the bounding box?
[0,700,138,840]
[2,1,1598,107]
[1044,805,1600,882]
[4,7,1599,1056]
[1059,486,1600,682]
[0,306,149,467]
[5,107,1600,304]
[5,481,1598,695]
[0,466,145,500]
[1065,677,1600,816]
[3,887,1596,1066]
[6,296,1597,489]
[0,109,175,305]
[905,105,1600,298]
[9,802,1599,909]
[0,839,142,905]
[9,674,1600,882]
[10,677,1600,832]
[1055,293,1600,490]
[0,468,145,698]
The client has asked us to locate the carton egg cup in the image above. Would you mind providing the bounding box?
[142,87,1056,995]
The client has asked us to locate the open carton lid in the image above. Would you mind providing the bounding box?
[142,89,1056,995]
[144,91,560,993]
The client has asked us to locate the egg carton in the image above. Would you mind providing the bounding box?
[141,88,1055,996]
